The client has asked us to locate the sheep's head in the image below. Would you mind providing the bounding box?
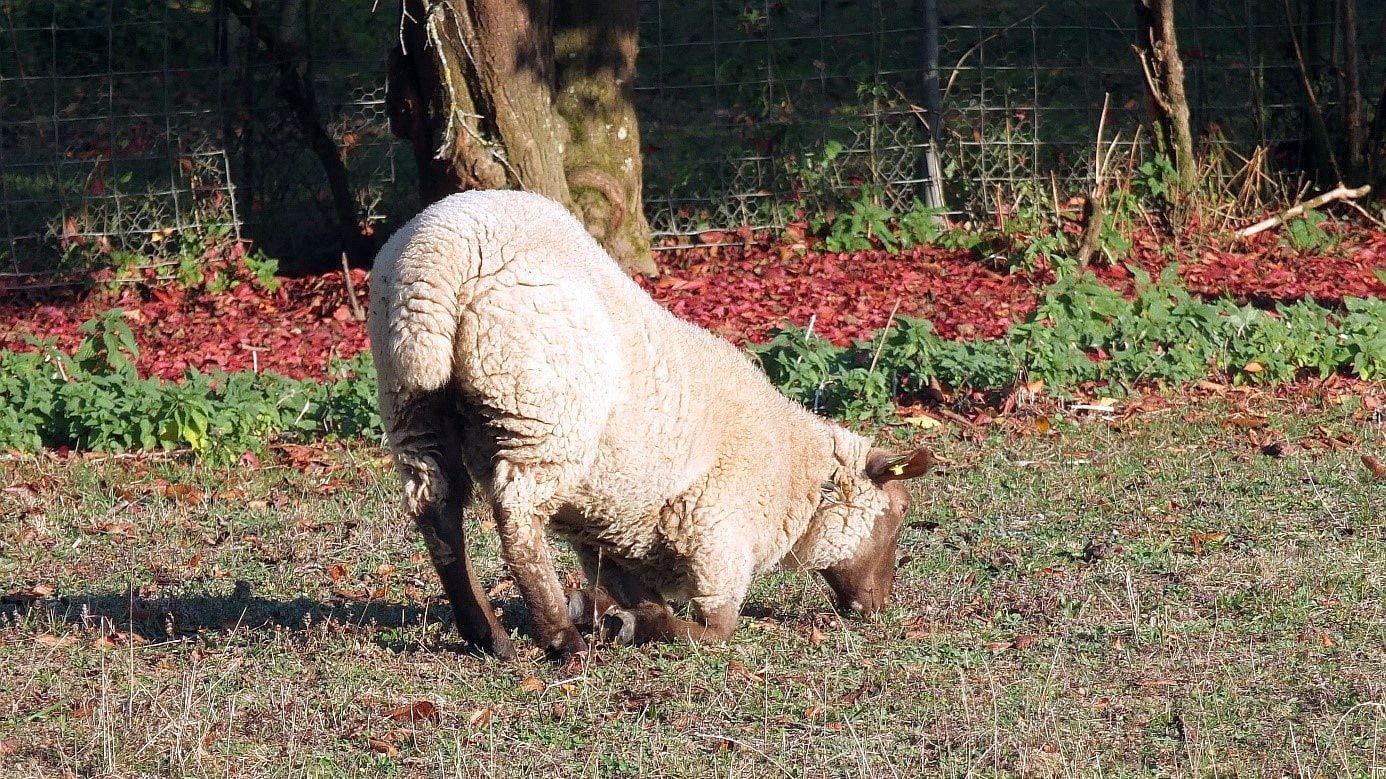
[818,447,934,617]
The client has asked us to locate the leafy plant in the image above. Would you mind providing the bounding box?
[1282,211,1340,253]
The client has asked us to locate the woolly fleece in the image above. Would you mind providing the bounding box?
[370,190,895,620]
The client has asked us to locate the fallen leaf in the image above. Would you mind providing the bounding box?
[1033,417,1052,434]
[1260,440,1299,458]
[327,563,348,582]
[385,700,439,725]
[1014,634,1038,650]
[1190,531,1228,555]
[1362,455,1386,481]
[902,414,941,429]
[35,634,75,647]
[163,483,203,505]
[726,661,765,683]
[367,737,398,757]
[467,706,493,728]
[808,625,827,647]
[1225,413,1268,429]
[984,640,1013,653]
[518,676,545,694]
[1242,361,1264,374]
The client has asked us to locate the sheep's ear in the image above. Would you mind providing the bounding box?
[865,448,935,484]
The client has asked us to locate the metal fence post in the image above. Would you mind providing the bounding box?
[918,0,946,211]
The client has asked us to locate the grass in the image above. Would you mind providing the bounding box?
[1,391,1383,778]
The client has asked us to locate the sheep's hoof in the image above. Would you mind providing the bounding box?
[598,607,637,646]
[567,590,594,626]
[548,629,588,661]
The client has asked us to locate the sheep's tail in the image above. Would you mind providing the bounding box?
[379,279,462,393]
[369,226,474,396]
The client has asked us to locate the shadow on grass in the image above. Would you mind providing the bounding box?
[0,580,532,656]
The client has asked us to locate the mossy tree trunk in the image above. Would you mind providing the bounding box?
[388,0,655,275]
[553,0,652,273]
[1133,0,1197,192]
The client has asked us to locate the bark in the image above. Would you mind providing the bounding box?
[1133,0,1197,192]
[1339,0,1366,181]
[389,0,568,203]
[1284,0,1340,183]
[553,0,656,276]
[388,0,655,275]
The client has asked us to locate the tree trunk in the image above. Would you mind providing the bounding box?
[1339,0,1366,181]
[1133,0,1197,192]
[388,0,655,275]
[553,0,655,276]
[224,0,373,264]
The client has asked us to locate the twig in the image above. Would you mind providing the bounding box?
[866,299,902,377]
[942,5,1048,101]
[1234,184,1371,239]
[1341,197,1386,229]
[341,252,366,321]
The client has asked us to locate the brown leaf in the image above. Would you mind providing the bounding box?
[1362,455,1386,481]
[375,563,396,579]
[487,578,514,598]
[1189,531,1228,555]
[385,700,439,725]
[726,661,765,684]
[518,676,546,694]
[984,640,1013,653]
[1013,634,1038,650]
[1225,413,1268,430]
[1319,632,1335,648]
[35,634,75,648]
[1242,361,1264,374]
[808,625,827,647]
[467,706,493,728]
[1260,440,1299,458]
[163,483,203,505]
[327,563,348,582]
[803,705,824,720]
[91,520,135,537]
[367,737,398,757]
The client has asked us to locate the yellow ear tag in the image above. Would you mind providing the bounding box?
[890,462,907,476]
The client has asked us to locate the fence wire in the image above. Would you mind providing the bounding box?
[0,0,1382,285]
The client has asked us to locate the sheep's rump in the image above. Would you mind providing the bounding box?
[369,191,634,481]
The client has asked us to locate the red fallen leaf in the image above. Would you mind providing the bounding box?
[385,700,439,724]
[327,563,348,582]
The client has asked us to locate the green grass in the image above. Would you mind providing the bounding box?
[2,393,1383,777]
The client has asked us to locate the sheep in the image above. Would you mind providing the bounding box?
[369,189,935,660]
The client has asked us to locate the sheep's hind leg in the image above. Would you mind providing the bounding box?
[490,475,587,658]
[389,393,514,659]
[415,474,516,659]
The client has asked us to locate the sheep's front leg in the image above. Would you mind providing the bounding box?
[491,493,587,658]
[581,558,743,646]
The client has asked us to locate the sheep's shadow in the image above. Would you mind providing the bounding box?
[1,581,530,656]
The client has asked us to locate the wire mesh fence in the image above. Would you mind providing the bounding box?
[1,0,1382,286]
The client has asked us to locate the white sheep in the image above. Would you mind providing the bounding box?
[369,190,933,659]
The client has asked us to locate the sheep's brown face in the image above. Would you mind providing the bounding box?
[820,448,933,617]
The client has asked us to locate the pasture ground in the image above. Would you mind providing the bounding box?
[2,391,1383,778]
